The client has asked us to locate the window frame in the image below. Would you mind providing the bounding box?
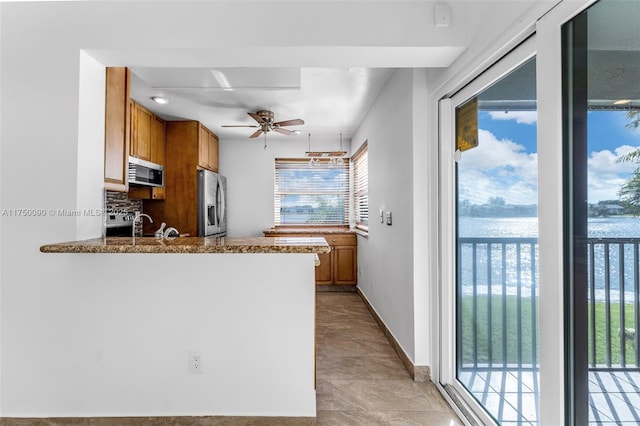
[352,140,369,235]
[274,157,350,227]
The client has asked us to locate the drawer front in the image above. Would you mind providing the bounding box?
[323,234,356,246]
[264,231,356,246]
[269,233,314,238]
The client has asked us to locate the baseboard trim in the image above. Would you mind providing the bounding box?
[356,287,431,382]
[316,284,356,292]
[0,416,315,425]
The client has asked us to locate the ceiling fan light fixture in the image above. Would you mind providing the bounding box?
[222,110,304,139]
[151,96,169,105]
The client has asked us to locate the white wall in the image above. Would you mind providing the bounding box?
[219,136,349,238]
[411,69,432,367]
[351,69,420,361]
[76,51,106,240]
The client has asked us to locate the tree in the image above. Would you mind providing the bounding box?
[616,110,640,214]
[619,170,640,215]
[626,110,640,130]
[487,196,506,207]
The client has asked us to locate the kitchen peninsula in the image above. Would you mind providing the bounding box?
[40,236,329,255]
[38,236,329,420]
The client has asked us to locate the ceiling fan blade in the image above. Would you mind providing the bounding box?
[248,112,265,124]
[274,119,305,127]
[249,129,264,138]
[274,128,293,136]
[221,125,259,128]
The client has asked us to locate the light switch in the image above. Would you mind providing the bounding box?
[386,211,392,226]
[380,210,384,223]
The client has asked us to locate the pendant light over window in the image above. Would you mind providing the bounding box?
[307,133,320,167]
[328,133,346,167]
[306,133,347,167]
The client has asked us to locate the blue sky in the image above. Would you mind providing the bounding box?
[588,111,639,153]
[458,109,640,205]
[458,111,538,205]
[478,111,537,153]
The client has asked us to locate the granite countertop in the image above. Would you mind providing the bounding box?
[40,236,331,255]
[263,227,355,235]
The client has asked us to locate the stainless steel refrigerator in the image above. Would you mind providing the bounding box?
[197,170,227,237]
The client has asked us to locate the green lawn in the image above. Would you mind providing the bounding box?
[459,294,637,366]
[590,301,638,365]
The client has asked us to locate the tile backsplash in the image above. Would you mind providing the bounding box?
[105,190,142,213]
[105,190,143,236]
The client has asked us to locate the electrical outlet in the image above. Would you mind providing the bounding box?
[189,350,203,374]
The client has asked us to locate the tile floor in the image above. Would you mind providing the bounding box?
[315,292,463,426]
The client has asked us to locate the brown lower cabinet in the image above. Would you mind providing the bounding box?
[264,231,357,286]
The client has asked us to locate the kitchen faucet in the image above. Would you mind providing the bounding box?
[132,212,153,238]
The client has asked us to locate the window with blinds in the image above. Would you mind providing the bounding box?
[352,141,369,232]
[274,158,350,226]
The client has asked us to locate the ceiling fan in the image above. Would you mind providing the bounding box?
[221,110,304,138]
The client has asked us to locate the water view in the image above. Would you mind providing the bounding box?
[460,215,640,239]
[459,216,640,301]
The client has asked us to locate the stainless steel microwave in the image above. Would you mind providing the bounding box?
[128,156,164,187]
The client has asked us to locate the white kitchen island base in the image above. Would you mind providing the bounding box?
[17,252,318,419]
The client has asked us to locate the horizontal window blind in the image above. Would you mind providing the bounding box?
[275,158,349,226]
[352,141,369,231]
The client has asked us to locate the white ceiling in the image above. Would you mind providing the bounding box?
[81,0,553,147]
[129,67,394,143]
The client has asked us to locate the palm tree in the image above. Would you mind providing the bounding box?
[617,111,640,214]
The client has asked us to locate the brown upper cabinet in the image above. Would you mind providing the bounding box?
[148,114,166,200]
[198,124,219,173]
[130,101,153,162]
[104,67,131,192]
[151,115,166,167]
[127,101,167,200]
[104,68,215,203]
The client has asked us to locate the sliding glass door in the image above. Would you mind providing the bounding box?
[563,1,640,424]
[440,39,539,425]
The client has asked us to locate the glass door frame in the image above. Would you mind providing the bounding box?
[438,36,537,426]
[435,2,599,425]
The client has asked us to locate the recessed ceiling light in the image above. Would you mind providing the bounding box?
[613,99,631,106]
[151,96,169,105]
[293,130,301,134]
